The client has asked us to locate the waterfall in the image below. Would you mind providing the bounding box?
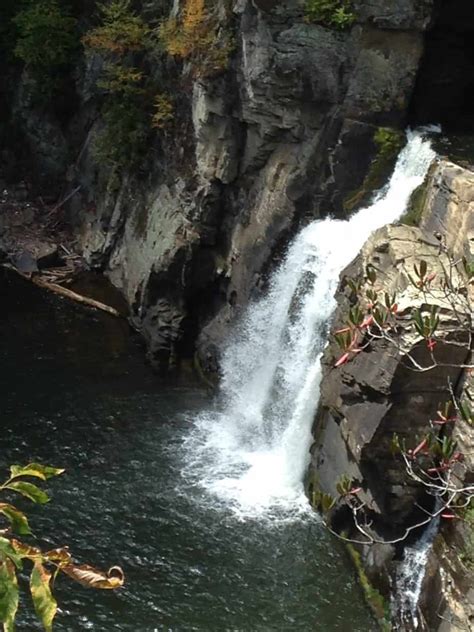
[184,129,436,519]
[392,510,441,630]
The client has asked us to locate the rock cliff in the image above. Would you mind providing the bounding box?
[1,0,436,371]
[308,159,474,630]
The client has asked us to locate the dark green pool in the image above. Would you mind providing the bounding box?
[0,272,375,631]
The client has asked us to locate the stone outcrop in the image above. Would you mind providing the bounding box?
[308,160,474,630]
[2,0,436,371]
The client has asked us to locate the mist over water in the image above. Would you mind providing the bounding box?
[185,129,437,518]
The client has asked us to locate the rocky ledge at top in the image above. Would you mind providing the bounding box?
[3,0,437,372]
[308,159,474,631]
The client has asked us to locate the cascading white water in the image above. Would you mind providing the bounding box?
[184,129,436,519]
[392,511,441,630]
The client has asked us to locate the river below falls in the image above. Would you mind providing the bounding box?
[0,272,375,631]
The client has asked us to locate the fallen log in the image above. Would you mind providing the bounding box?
[33,277,122,317]
[2,264,122,318]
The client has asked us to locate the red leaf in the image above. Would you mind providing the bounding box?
[360,315,374,329]
[412,438,428,457]
[334,352,350,367]
[427,338,437,351]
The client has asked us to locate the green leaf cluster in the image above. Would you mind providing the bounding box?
[412,305,439,339]
[373,127,405,158]
[305,0,356,30]
[0,463,124,631]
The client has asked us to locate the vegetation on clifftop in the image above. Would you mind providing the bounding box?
[0,0,233,174]
[13,1,77,76]
[83,0,156,171]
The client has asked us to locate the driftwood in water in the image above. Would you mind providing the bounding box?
[32,277,121,317]
[3,264,121,318]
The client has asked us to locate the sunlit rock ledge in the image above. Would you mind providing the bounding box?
[308,159,474,630]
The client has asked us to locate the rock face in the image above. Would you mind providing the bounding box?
[308,159,474,630]
[2,0,435,371]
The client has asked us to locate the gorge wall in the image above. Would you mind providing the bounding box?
[308,160,474,630]
[1,0,437,372]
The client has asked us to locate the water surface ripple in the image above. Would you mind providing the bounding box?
[0,276,374,631]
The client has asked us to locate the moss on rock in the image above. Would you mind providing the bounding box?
[345,543,392,631]
[343,127,404,214]
[400,163,436,226]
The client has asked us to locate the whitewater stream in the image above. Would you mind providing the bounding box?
[0,129,436,630]
[185,129,436,519]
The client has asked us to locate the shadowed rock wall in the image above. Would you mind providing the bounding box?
[3,0,436,371]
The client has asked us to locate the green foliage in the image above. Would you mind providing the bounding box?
[0,556,18,632]
[462,256,474,282]
[83,0,150,94]
[311,488,336,514]
[13,1,77,85]
[84,0,170,171]
[30,562,57,632]
[93,100,150,169]
[98,64,145,96]
[401,179,429,226]
[305,0,356,30]
[82,0,150,54]
[152,94,175,129]
[374,128,405,159]
[459,400,473,426]
[412,305,439,340]
[460,502,474,569]
[0,464,124,631]
[0,0,21,63]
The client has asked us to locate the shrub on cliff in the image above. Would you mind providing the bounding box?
[317,256,473,545]
[82,0,150,54]
[305,0,356,30]
[83,0,173,171]
[159,0,233,77]
[13,1,78,87]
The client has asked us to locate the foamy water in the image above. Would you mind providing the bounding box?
[184,129,436,519]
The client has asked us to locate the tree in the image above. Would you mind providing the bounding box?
[13,1,78,83]
[0,464,124,631]
[159,0,233,77]
[83,0,173,170]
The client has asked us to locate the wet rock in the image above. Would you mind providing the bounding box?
[308,160,474,629]
[12,251,38,274]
